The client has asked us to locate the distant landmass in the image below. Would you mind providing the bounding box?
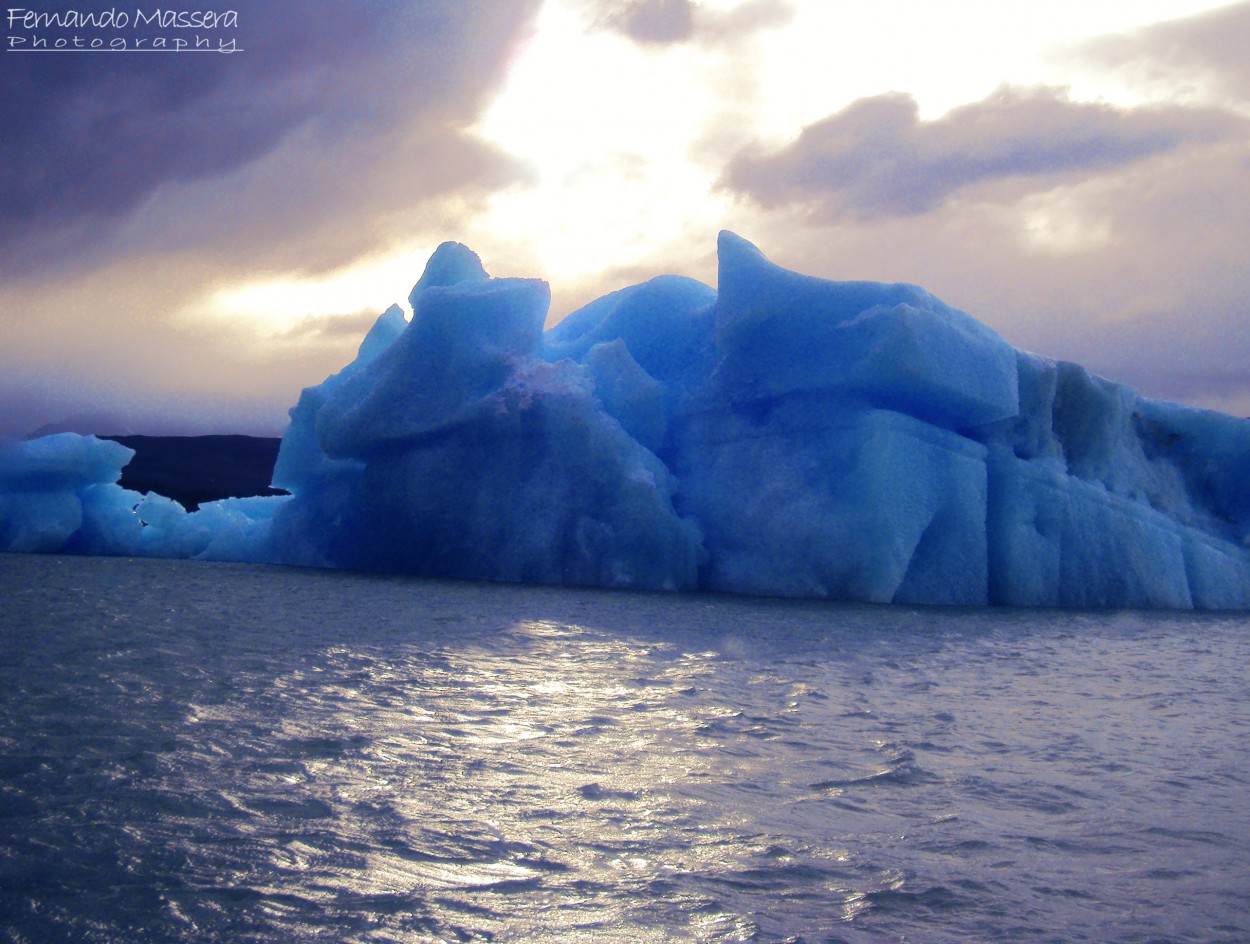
[28,410,139,439]
[102,435,284,511]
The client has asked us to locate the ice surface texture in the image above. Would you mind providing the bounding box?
[4,233,1249,608]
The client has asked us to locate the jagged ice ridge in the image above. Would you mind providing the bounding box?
[3,232,1249,608]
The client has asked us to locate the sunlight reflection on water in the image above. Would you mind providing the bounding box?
[1,553,1248,943]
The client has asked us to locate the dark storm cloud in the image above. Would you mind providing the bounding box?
[0,0,541,277]
[723,86,1242,220]
[579,0,792,46]
[1073,0,1250,102]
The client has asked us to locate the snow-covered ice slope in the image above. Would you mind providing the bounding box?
[4,233,1249,608]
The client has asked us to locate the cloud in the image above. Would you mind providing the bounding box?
[698,0,793,41]
[0,1,544,436]
[722,85,1243,220]
[578,0,792,46]
[1071,1,1250,105]
[0,0,542,279]
[600,0,695,44]
[276,310,387,344]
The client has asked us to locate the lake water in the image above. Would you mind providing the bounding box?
[1,553,1247,943]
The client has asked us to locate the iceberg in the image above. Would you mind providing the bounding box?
[0,433,281,561]
[3,233,1249,609]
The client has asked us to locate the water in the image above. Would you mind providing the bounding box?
[1,553,1247,943]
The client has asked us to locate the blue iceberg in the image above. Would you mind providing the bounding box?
[4,232,1249,609]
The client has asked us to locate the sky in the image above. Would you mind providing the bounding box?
[2,0,1248,437]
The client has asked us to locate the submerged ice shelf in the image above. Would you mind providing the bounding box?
[3,233,1249,608]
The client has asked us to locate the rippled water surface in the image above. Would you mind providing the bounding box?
[1,553,1248,943]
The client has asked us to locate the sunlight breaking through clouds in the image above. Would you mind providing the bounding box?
[3,0,1248,436]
